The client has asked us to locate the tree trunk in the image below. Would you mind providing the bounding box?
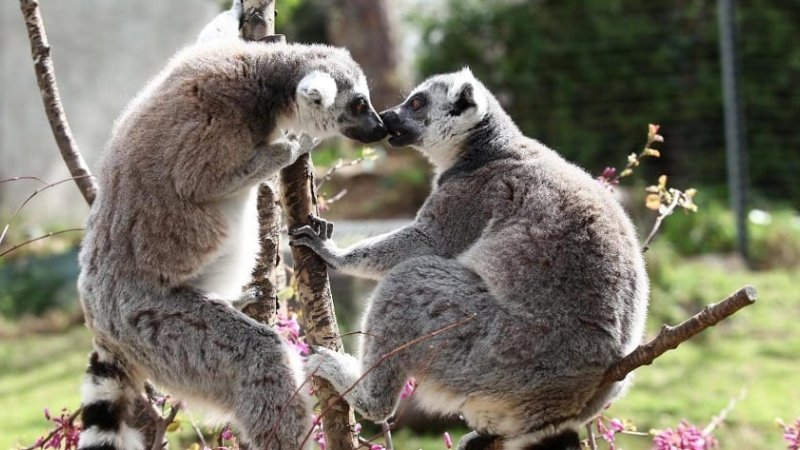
[241,0,283,326]
[280,155,359,450]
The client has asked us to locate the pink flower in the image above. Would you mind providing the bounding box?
[220,426,234,441]
[779,418,800,450]
[443,431,453,449]
[652,420,718,450]
[354,423,362,435]
[370,445,385,450]
[400,378,417,399]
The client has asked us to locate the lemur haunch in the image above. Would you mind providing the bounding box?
[76,3,386,449]
[292,68,649,450]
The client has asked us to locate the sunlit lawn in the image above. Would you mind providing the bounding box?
[0,261,797,449]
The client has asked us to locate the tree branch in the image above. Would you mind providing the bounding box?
[18,0,98,205]
[241,0,284,325]
[602,285,757,385]
[281,154,359,450]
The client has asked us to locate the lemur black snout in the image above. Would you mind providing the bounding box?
[379,109,399,125]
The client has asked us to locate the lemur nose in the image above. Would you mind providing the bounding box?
[379,109,398,124]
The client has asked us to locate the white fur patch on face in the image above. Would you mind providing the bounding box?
[355,74,370,99]
[447,67,488,117]
[297,71,337,109]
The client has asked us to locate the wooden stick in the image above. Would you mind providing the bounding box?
[18,0,98,205]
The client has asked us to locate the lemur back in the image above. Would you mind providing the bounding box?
[294,69,648,450]
[76,4,386,449]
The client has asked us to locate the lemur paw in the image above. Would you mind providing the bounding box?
[298,134,321,155]
[305,347,361,394]
[308,214,334,240]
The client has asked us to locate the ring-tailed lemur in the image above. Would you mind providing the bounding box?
[291,68,649,450]
[76,3,386,449]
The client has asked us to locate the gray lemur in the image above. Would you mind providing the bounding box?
[291,68,649,450]
[76,2,386,450]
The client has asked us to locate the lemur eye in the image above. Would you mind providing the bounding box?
[352,98,367,115]
[410,96,425,111]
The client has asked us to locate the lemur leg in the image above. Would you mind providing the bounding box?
[308,255,493,422]
[106,290,311,450]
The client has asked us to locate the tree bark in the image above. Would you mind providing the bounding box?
[19,0,98,205]
[241,0,283,325]
[281,155,358,450]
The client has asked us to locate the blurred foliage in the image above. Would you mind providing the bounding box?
[415,0,800,207]
[0,249,79,318]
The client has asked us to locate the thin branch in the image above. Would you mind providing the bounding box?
[0,176,49,186]
[20,407,83,450]
[381,422,394,450]
[186,414,209,450]
[316,158,366,192]
[299,314,476,449]
[702,389,746,436]
[18,0,98,205]
[0,175,91,247]
[641,188,683,252]
[0,228,84,258]
[602,285,756,386]
[586,422,597,450]
[150,403,182,450]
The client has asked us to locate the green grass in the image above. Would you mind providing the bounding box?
[1,261,797,449]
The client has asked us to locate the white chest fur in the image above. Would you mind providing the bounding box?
[191,186,260,300]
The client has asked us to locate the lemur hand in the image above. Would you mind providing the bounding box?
[289,214,341,268]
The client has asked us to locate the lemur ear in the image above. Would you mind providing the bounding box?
[447,68,486,116]
[297,71,337,108]
[450,83,476,116]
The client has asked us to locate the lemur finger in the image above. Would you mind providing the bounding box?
[288,226,320,240]
[288,237,317,250]
[325,222,334,239]
[307,214,330,238]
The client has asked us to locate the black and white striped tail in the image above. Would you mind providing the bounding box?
[78,351,145,450]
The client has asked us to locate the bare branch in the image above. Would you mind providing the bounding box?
[242,0,284,326]
[586,422,597,450]
[150,403,182,450]
[282,153,358,450]
[0,175,91,247]
[381,422,394,450]
[300,315,476,449]
[0,176,49,186]
[602,285,757,385]
[0,228,83,259]
[18,0,98,205]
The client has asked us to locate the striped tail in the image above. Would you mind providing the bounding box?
[78,351,147,450]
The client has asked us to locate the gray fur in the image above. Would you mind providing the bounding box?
[293,68,648,449]
[77,4,385,450]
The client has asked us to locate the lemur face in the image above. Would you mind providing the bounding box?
[296,69,387,144]
[379,68,488,168]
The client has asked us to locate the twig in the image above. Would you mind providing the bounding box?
[0,175,91,247]
[702,389,746,436]
[641,188,683,252]
[186,414,208,450]
[20,407,83,450]
[316,158,366,191]
[0,176,49,186]
[299,314,476,449]
[0,227,83,258]
[18,0,98,205]
[381,422,394,450]
[602,285,757,385]
[586,422,597,450]
[150,403,182,450]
